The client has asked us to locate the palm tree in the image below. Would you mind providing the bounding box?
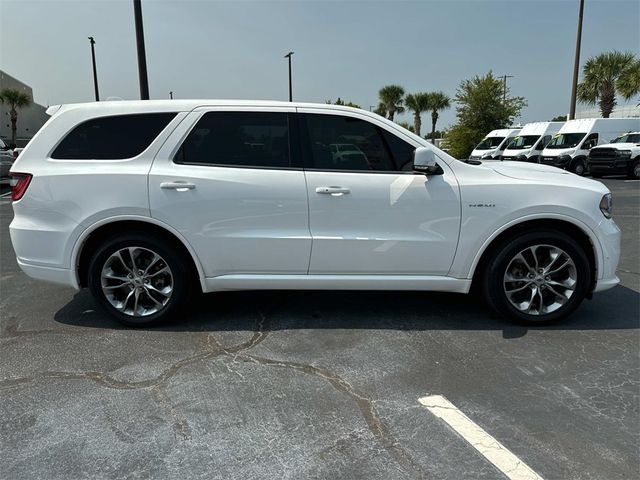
[425,91,451,143]
[617,58,640,105]
[577,51,639,118]
[378,85,405,121]
[373,103,387,117]
[404,93,430,136]
[0,88,31,146]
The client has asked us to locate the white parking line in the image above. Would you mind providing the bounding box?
[419,395,543,480]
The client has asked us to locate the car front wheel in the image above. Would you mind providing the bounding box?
[482,230,591,324]
[88,233,191,326]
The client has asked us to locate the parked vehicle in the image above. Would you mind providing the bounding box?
[588,132,640,179]
[469,128,521,160]
[500,122,564,162]
[9,100,620,326]
[0,139,14,178]
[540,118,640,175]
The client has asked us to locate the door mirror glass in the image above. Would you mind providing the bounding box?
[413,147,441,175]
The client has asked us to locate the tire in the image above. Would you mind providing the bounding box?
[571,159,586,176]
[88,232,192,326]
[629,159,640,180]
[482,229,591,325]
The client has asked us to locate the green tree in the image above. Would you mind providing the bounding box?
[577,51,640,118]
[617,58,640,104]
[446,72,526,159]
[325,97,361,109]
[425,91,451,144]
[373,103,387,117]
[0,88,31,146]
[378,84,405,121]
[550,114,567,122]
[404,93,430,136]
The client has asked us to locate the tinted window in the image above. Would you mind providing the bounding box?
[175,112,290,168]
[381,129,415,171]
[52,113,176,159]
[303,114,396,171]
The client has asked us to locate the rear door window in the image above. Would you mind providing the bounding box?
[174,112,291,168]
[52,113,176,159]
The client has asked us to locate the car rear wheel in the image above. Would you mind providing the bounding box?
[88,233,191,326]
[482,230,591,324]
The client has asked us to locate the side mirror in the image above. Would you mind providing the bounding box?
[413,147,442,175]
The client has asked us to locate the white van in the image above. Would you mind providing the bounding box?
[540,118,640,175]
[469,128,521,160]
[500,122,564,162]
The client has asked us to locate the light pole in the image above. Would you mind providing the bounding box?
[133,0,150,100]
[569,0,585,120]
[500,75,514,104]
[88,36,99,101]
[284,51,294,102]
[169,91,173,99]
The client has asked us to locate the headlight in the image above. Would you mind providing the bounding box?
[619,150,632,158]
[599,193,613,219]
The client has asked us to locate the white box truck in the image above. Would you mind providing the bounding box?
[588,131,640,179]
[469,128,521,160]
[540,118,640,175]
[499,121,564,162]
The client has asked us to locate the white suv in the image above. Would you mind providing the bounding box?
[9,100,621,326]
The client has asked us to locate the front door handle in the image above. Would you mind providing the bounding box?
[160,181,196,191]
[315,186,350,195]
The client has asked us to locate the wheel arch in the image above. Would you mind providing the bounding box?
[72,216,206,292]
[469,217,599,295]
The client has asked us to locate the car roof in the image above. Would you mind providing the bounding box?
[46,99,367,116]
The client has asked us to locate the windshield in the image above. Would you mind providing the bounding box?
[475,136,505,150]
[506,135,540,150]
[546,132,586,149]
[611,133,640,144]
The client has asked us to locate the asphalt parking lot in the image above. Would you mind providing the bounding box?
[0,177,638,480]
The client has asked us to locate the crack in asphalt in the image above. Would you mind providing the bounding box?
[1,300,427,479]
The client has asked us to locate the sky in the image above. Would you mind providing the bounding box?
[1,0,639,130]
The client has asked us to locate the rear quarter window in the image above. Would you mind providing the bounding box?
[51,113,177,159]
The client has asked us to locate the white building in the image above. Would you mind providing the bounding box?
[0,70,49,147]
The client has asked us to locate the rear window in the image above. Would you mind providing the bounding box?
[51,113,177,159]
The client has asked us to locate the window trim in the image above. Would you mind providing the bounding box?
[49,112,179,161]
[171,110,301,170]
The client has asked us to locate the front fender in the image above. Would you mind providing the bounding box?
[449,210,604,281]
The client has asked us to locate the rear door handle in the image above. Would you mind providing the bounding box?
[315,186,350,195]
[160,181,196,191]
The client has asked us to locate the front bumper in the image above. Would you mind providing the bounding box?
[587,159,632,175]
[593,218,621,293]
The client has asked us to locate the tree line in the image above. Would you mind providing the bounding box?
[328,50,639,160]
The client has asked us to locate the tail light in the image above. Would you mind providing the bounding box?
[9,173,32,201]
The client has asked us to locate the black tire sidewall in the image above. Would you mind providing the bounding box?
[88,233,191,326]
[483,230,591,324]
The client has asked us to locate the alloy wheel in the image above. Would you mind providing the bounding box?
[503,244,577,315]
[100,246,173,317]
